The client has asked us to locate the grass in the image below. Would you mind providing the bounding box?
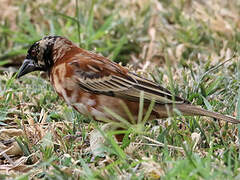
[1,0,240,179]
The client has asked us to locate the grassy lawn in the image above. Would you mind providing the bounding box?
[1,0,240,179]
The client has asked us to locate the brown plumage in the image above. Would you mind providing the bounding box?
[17,36,239,127]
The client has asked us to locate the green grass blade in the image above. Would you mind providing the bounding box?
[137,91,144,124]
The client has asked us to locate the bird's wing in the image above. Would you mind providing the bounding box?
[69,51,187,104]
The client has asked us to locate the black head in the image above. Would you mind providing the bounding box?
[17,35,61,78]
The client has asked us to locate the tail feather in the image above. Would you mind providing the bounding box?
[155,104,240,124]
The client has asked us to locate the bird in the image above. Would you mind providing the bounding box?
[17,35,240,129]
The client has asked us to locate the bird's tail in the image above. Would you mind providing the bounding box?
[155,104,240,124]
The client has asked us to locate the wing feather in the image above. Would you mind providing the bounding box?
[69,52,188,104]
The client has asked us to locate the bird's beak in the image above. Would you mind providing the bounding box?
[17,59,37,78]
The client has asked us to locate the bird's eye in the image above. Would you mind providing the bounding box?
[31,50,37,56]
